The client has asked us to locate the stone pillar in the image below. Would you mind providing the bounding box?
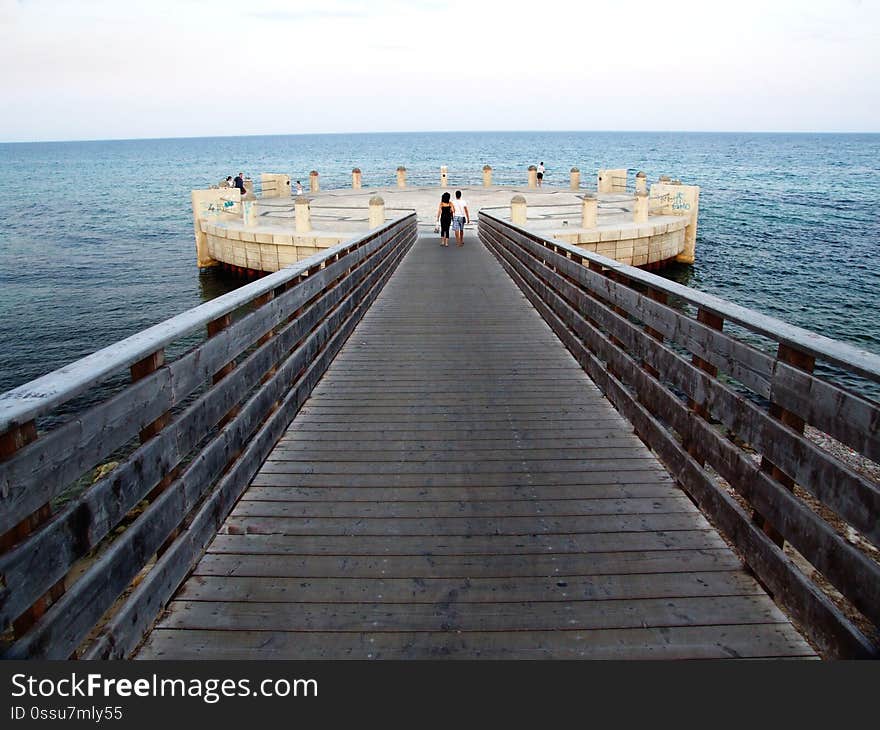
[243,177,254,196]
[527,165,537,189]
[440,165,448,187]
[242,199,258,226]
[352,167,362,189]
[511,195,527,225]
[309,170,319,192]
[369,195,385,228]
[581,193,598,228]
[635,171,647,195]
[633,192,649,223]
[396,166,407,188]
[482,165,492,187]
[295,196,312,233]
[570,167,581,190]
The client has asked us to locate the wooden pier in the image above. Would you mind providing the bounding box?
[1,211,878,659]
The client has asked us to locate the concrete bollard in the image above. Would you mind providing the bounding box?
[635,171,647,195]
[570,167,581,190]
[581,193,598,228]
[369,195,385,229]
[244,177,254,196]
[440,165,448,187]
[309,170,319,192]
[511,195,527,225]
[352,167,362,189]
[396,166,407,188]
[527,165,537,189]
[633,191,649,223]
[242,198,257,226]
[295,195,312,233]
[482,165,492,187]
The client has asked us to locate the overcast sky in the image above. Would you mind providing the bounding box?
[1,0,878,142]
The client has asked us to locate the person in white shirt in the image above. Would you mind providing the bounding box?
[452,190,470,247]
[295,180,304,195]
[537,162,545,188]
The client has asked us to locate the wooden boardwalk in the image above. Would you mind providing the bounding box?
[136,231,814,659]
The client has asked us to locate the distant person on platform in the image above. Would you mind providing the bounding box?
[233,173,246,196]
[537,161,545,188]
[295,180,304,195]
[223,176,233,188]
[452,190,470,247]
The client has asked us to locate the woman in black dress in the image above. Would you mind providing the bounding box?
[436,192,454,247]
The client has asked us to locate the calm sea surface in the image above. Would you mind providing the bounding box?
[1,131,878,398]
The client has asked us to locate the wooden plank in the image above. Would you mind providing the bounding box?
[249,470,674,488]
[194,549,743,579]
[241,484,684,502]
[229,497,695,519]
[136,624,813,660]
[176,571,764,604]
[221,513,711,537]
[207,530,726,556]
[158,595,788,632]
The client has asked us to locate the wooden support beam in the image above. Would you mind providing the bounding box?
[754,344,816,547]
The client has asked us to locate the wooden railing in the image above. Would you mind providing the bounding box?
[0,213,417,659]
[479,211,880,659]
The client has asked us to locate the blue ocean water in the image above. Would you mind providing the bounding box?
[1,131,878,397]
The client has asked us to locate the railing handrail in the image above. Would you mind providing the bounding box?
[479,210,880,384]
[0,212,417,432]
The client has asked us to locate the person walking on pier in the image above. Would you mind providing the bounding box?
[295,180,304,195]
[537,161,545,187]
[452,190,470,247]
[436,192,454,247]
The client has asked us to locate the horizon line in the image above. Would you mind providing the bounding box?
[2,128,880,145]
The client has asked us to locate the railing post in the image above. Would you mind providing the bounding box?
[570,167,581,190]
[309,170,319,192]
[0,420,64,639]
[369,195,385,229]
[482,165,492,187]
[754,343,816,546]
[130,349,180,559]
[527,165,537,189]
[683,308,724,465]
[396,166,407,188]
[633,191,649,223]
[510,195,527,226]
[635,171,647,195]
[295,196,312,233]
[581,193,598,228]
[352,167,362,189]
[642,288,667,378]
[440,165,448,187]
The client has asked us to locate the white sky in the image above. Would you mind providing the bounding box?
[1,0,878,141]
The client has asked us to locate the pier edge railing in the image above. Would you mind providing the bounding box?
[0,212,418,659]
[479,211,880,659]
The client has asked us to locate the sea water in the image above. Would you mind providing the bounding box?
[1,131,878,398]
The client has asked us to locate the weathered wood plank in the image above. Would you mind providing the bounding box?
[175,571,764,603]
[136,624,814,660]
[194,549,743,579]
[207,530,726,556]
